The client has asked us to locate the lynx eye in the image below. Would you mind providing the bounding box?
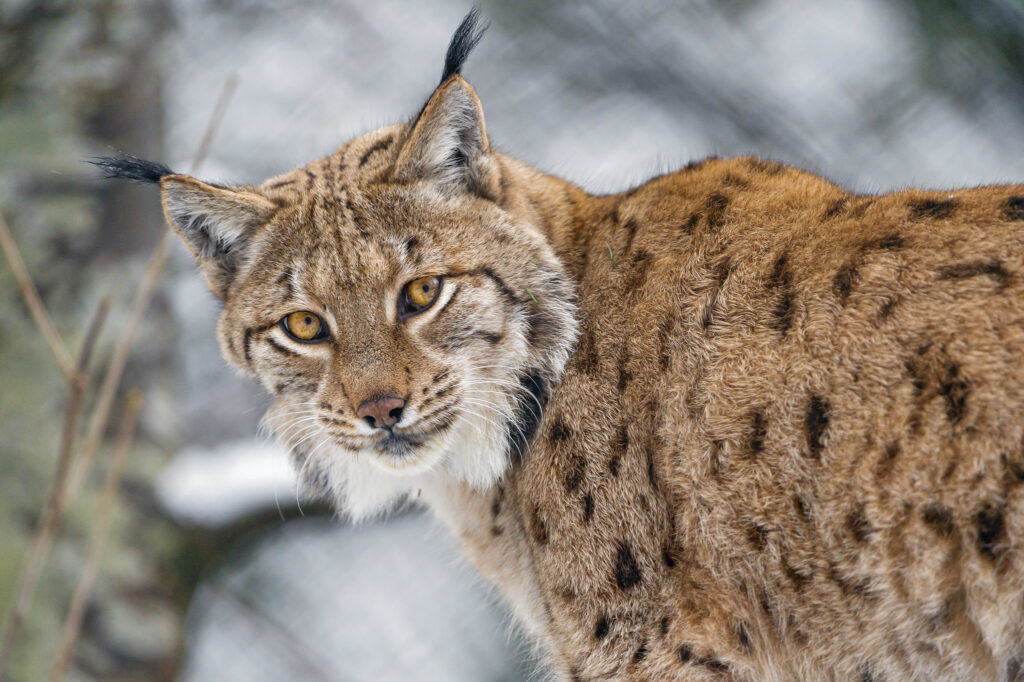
[282,311,327,343]
[400,276,442,319]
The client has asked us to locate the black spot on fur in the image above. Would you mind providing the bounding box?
[975,501,1006,562]
[922,503,955,537]
[747,522,768,551]
[938,260,1012,291]
[622,218,640,253]
[833,262,857,304]
[662,543,677,568]
[614,543,642,590]
[574,326,599,374]
[682,213,700,233]
[860,665,876,682]
[696,656,728,672]
[530,504,549,545]
[632,641,648,662]
[583,492,594,523]
[564,451,586,493]
[660,616,671,636]
[909,197,958,219]
[678,645,693,662]
[737,623,752,652]
[806,396,829,459]
[1003,196,1024,221]
[89,153,173,183]
[847,504,873,543]
[358,136,393,167]
[549,418,571,442]
[878,295,899,321]
[439,8,488,85]
[822,198,849,220]
[624,250,652,293]
[768,254,794,334]
[1007,656,1022,681]
[594,615,610,640]
[784,561,809,591]
[705,192,730,229]
[750,410,767,454]
[873,233,905,250]
[1005,452,1024,483]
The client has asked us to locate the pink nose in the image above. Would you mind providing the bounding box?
[356,395,405,429]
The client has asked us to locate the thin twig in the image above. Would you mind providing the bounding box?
[0,212,76,382]
[50,391,142,682]
[0,73,239,676]
[66,72,239,500]
[0,298,109,672]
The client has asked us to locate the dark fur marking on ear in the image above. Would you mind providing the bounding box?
[89,154,173,183]
[439,7,489,84]
[909,197,958,219]
[614,542,642,590]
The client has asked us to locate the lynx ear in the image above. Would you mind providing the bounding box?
[392,75,499,198]
[160,175,276,298]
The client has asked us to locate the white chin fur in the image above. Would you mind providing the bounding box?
[276,379,516,522]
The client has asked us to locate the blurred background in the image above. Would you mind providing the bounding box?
[4,0,1024,679]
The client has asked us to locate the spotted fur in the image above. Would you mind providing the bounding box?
[100,12,1024,681]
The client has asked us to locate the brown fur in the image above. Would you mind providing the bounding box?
[138,46,1024,682]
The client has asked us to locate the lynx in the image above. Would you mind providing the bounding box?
[97,11,1024,681]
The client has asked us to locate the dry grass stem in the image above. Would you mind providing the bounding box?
[0,211,76,381]
[50,392,142,682]
[0,72,239,676]
[0,298,109,672]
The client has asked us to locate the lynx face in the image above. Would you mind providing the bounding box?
[216,143,575,518]
[94,19,577,518]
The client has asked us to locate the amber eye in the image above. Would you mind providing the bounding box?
[282,311,327,343]
[400,276,442,318]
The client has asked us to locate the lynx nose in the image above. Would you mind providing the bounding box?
[356,395,406,429]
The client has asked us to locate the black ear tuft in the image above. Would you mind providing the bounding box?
[440,7,489,85]
[88,153,174,184]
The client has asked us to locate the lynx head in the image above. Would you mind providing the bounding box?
[94,10,577,519]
